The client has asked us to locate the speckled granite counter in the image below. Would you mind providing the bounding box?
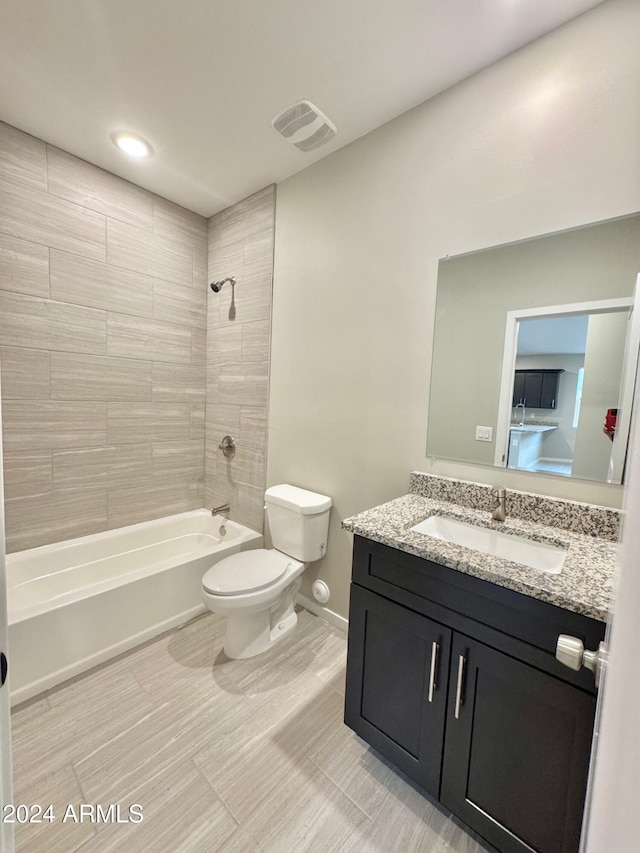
[342,480,621,622]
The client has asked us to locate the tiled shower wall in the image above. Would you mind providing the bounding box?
[204,186,275,532]
[0,122,208,552]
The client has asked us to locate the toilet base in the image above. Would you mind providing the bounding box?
[223,579,301,659]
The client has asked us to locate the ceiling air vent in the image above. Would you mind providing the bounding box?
[271,100,336,152]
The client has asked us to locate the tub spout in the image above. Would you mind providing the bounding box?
[211,503,231,517]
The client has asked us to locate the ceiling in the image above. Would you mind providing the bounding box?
[518,316,589,356]
[0,0,604,218]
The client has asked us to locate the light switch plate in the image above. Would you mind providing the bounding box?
[475,425,493,442]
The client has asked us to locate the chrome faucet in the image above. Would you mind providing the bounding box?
[491,486,507,522]
[211,503,231,517]
[514,402,525,426]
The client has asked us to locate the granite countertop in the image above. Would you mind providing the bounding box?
[342,493,618,622]
[509,424,557,433]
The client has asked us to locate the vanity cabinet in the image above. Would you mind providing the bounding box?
[345,536,605,853]
[513,369,563,409]
[346,585,451,797]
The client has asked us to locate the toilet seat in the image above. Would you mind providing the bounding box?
[202,549,293,596]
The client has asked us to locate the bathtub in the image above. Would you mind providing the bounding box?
[6,510,262,705]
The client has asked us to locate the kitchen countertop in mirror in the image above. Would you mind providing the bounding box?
[342,493,618,621]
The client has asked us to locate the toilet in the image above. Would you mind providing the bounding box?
[202,484,332,659]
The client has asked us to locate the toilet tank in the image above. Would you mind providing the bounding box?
[265,484,332,562]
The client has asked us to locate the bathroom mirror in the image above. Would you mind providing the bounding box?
[426,213,640,484]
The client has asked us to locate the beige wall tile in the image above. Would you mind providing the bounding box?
[51,352,152,401]
[107,481,190,529]
[0,177,106,261]
[206,403,240,440]
[153,279,207,329]
[217,362,268,407]
[193,245,208,289]
[205,370,219,406]
[215,444,266,490]
[107,219,192,286]
[2,400,107,451]
[0,122,47,191]
[152,440,204,478]
[50,249,154,317]
[152,363,205,402]
[209,323,242,365]
[215,230,272,326]
[206,288,221,330]
[107,313,192,364]
[3,451,52,500]
[190,403,205,440]
[240,407,267,450]
[203,477,237,517]
[208,239,244,287]
[191,328,206,366]
[53,444,153,491]
[153,196,207,253]
[189,479,204,510]
[204,477,265,532]
[243,227,274,282]
[0,346,50,399]
[5,489,108,553]
[0,127,231,549]
[0,291,107,354]
[208,185,275,252]
[204,444,219,483]
[204,188,274,533]
[0,233,49,297]
[242,319,270,362]
[107,402,192,444]
[47,146,154,230]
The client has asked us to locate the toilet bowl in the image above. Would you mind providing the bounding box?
[201,484,331,659]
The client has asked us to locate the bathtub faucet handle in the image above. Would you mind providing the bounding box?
[211,503,231,518]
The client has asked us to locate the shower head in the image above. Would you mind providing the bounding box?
[210,276,236,293]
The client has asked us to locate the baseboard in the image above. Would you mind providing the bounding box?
[296,592,348,633]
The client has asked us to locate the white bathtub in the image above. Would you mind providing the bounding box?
[6,510,262,704]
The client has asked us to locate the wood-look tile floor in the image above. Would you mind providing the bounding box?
[10,609,495,853]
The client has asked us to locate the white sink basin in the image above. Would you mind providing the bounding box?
[410,515,566,574]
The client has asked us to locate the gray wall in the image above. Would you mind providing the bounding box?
[268,1,640,620]
[0,122,208,552]
[573,312,628,481]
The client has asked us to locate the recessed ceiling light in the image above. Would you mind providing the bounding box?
[111,132,153,158]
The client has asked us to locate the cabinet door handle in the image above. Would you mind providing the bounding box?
[427,641,439,703]
[454,654,466,719]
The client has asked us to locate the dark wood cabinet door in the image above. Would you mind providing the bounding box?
[523,372,543,408]
[345,585,452,797]
[540,372,560,408]
[441,634,596,853]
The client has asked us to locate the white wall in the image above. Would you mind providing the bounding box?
[583,366,640,851]
[573,312,628,481]
[268,0,640,619]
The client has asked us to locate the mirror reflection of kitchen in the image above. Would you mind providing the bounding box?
[507,311,627,480]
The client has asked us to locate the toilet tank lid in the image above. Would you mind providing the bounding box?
[265,484,332,515]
